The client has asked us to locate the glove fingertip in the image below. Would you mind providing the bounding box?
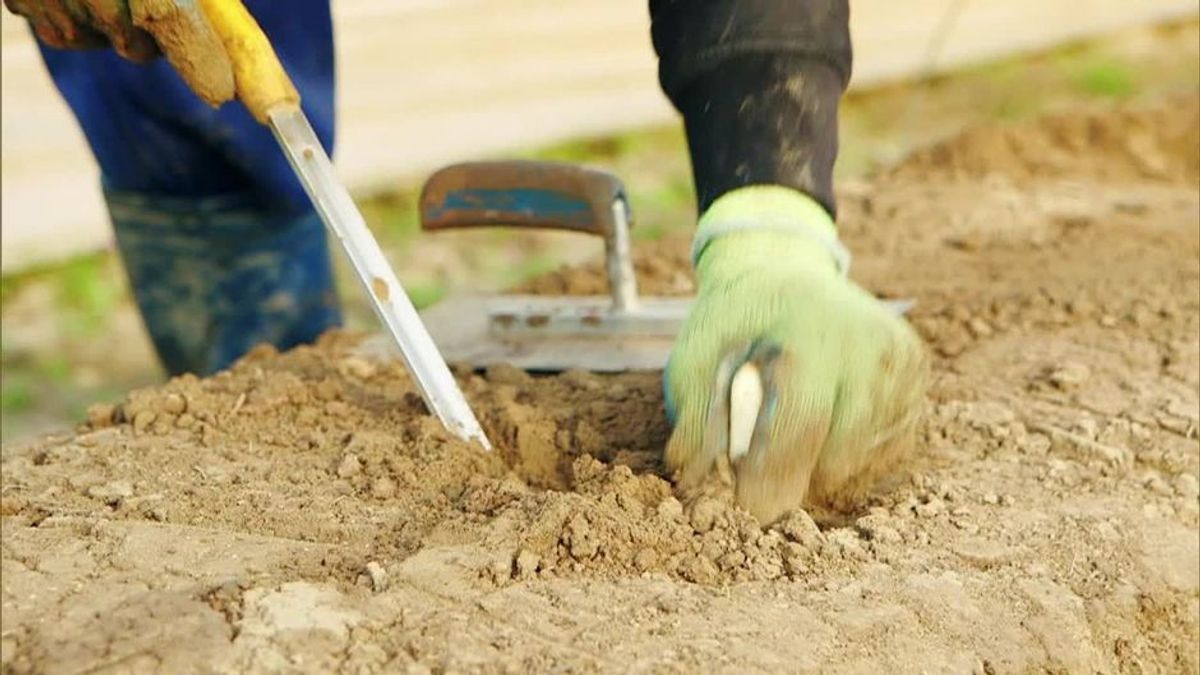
[133,1,235,106]
[111,28,160,63]
[664,425,706,483]
[170,50,236,106]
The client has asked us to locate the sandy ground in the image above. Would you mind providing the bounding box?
[2,96,1198,673]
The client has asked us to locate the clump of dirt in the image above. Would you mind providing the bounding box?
[3,97,1197,673]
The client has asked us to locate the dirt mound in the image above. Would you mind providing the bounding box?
[3,99,1198,672]
[890,95,1200,185]
[513,234,695,297]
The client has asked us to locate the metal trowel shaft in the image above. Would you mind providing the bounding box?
[195,0,489,448]
[268,107,490,449]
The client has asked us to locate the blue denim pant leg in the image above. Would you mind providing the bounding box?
[34,0,340,375]
[106,191,340,375]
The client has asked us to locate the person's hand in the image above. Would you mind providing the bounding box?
[5,0,234,105]
[663,186,928,524]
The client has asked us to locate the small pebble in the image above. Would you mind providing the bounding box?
[1144,475,1174,497]
[363,561,388,592]
[656,497,684,521]
[870,525,903,544]
[336,454,362,478]
[87,481,133,506]
[371,476,397,500]
[688,497,723,534]
[774,509,824,548]
[86,403,116,428]
[823,528,867,560]
[162,393,187,415]
[0,496,27,516]
[338,357,377,380]
[678,554,719,584]
[1049,362,1091,389]
[1074,417,1099,439]
[1172,473,1199,499]
[132,410,157,434]
[314,380,342,402]
[716,551,746,571]
[915,497,945,518]
[514,549,540,578]
[967,317,993,338]
[1018,433,1052,455]
[952,520,980,534]
[486,364,531,386]
[143,504,168,522]
[324,401,350,417]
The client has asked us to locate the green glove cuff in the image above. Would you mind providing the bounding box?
[691,185,850,277]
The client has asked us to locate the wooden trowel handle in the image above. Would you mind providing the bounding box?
[419,161,629,237]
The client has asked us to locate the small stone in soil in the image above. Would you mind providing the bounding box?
[132,410,157,434]
[774,510,823,548]
[162,393,187,415]
[688,496,724,534]
[1049,362,1091,389]
[362,561,388,592]
[1171,473,1199,498]
[87,480,133,506]
[371,476,397,500]
[338,357,377,380]
[337,454,362,478]
[86,403,116,428]
[915,497,945,518]
[513,549,540,579]
[656,497,684,521]
[633,549,658,571]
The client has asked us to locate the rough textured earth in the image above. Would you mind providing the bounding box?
[2,97,1198,674]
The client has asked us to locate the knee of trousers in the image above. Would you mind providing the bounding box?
[105,190,343,376]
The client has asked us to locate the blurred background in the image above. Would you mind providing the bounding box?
[1,0,1198,442]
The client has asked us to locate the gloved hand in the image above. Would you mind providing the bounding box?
[664,186,928,524]
[5,0,234,105]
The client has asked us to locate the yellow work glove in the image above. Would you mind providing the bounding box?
[5,0,234,105]
[664,186,928,524]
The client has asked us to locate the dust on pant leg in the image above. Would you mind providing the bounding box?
[107,191,342,376]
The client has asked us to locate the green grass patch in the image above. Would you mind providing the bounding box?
[501,254,561,288]
[405,280,448,310]
[523,136,624,164]
[1074,59,1138,98]
[360,190,421,245]
[56,254,123,337]
[1,374,34,413]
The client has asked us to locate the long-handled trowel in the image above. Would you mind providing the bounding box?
[405,160,911,372]
[198,0,490,448]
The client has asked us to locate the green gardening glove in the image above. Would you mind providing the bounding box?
[664,186,928,524]
[5,0,234,105]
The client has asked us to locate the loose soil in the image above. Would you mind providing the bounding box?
[2,96,1198,674]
